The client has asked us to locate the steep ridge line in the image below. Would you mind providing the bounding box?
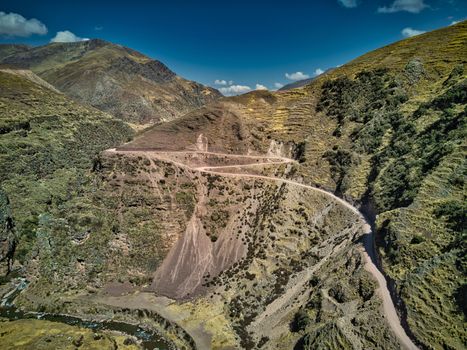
[104,148,419,350]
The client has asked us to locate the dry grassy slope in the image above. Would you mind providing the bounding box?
[207,183,397,350]
[313,21,467,81]
[11,153,199,308]
[375,148,466,347]
[278,77,316,91]
[123,88,337,186]
[0,319,141,350]
[124,91,340,196]
[2,135,394,349]
[0,39,221,124]
[0,68,60,92]
[306,23,466,350]
[0,44,30,60]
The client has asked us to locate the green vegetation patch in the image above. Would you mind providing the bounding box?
[317,64,467,348]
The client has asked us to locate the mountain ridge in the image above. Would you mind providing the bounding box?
[0,39,222,125]
[278,68,335,91]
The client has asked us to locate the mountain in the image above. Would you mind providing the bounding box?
[278,77,316,90]
[0,21,466,350]
[278,68,334,91]
[0,39,221,125]
[0,44,31,60]
[116,21,467,349]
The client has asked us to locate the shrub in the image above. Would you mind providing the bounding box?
[290,309,310,332]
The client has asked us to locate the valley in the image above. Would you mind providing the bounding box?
[0,16,465,350]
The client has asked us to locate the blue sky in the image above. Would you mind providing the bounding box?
[0,0,465,95]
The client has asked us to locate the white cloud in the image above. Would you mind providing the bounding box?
[285,72,310,81]
[401,27,426,37]
[219,84,252,96]
[94,26,103,31]
[274,82,284,89]
[51,30,89,43]
[0,11,47,37]
[314,68,325,76]
[214,79,235,86]
[338,0,358,8]
[450,19,464,26]
[255,84,268,90]
[378,0,428,14]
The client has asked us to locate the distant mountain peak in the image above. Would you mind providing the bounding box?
[0,39,221,124]
[279,68,335,91]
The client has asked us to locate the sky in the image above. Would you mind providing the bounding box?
[0,0,465,95]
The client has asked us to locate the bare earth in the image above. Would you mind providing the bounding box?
[103,139,419,350]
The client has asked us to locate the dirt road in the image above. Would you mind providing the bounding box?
[105,147,419,350]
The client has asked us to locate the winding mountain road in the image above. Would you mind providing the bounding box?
[106,147,419,350]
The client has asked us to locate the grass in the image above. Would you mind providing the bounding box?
[309,37,466,348]
[0,319,141,350]
[0,69,132,298]
[312,21,467,84]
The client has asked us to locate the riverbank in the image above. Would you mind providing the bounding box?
[0,279,175,350]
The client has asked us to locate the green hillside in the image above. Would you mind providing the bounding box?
[0,68,133,279]
[268,22,467,348]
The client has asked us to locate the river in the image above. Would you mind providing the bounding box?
[0,278,170,350]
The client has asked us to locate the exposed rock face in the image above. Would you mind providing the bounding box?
[150,154,288,299]
[0,39,221,124]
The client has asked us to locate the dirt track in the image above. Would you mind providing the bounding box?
[105,147,419,350]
